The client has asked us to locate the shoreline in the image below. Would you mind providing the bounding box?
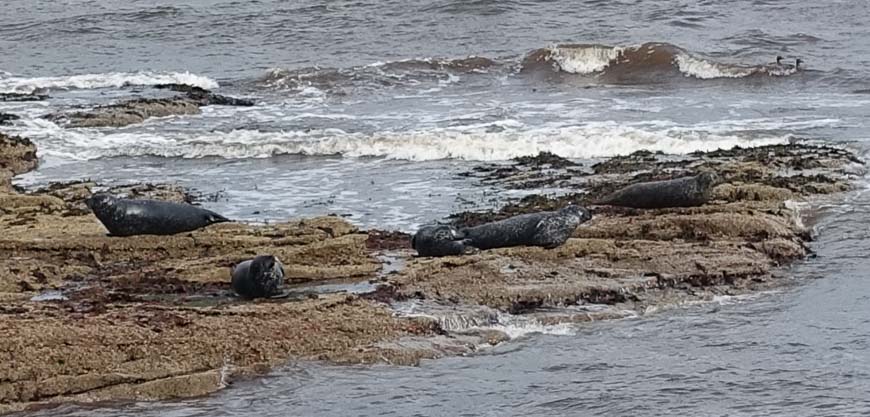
[0,132,863,414]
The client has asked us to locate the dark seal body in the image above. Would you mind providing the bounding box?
[461,205,592,250]
[412,224,472,257]
[232,255,285,299]
[597,172,719,209]
[85,193,230,236]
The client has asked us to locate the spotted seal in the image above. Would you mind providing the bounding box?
[411,224,474,257]
[460,205,592,250]
[596,171,720,209]
[231,255,285,299]
[85,193,230,236]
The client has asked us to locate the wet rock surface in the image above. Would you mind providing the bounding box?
[396,144,859,320]
[0,137,862,413]
[46,85,254,128]
[0,92,48,102]
[0,113,19,126]
[0,187,443,413]
[0,133,37,193]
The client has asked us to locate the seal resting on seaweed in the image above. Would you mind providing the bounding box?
[85,193,230,236]
[231,255,286,299]
[460,205,592,250]
[596,171,720,209]
[412,224,475,257]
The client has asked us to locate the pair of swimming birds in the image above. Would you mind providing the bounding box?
[772,55,802,71]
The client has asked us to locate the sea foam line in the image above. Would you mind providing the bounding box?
[546,45,624,74]
[15,119,792,162]
[0,71,219,94]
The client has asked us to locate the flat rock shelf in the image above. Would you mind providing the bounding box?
[0,132,862,414]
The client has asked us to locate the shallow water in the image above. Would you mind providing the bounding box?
[4,0,870,415]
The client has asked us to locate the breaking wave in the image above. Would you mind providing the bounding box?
[19,118,790,162]
[0,71,219,94]
[257,42,803,95]
[257,56,497,92]
[521,42,799,80]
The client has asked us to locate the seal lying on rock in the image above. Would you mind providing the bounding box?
[596,171,720,209]
[231,255,285,298]
[85,193,230,236]
[460,205,592,250]
[412,224,475,257]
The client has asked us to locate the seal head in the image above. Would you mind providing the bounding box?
[529,205,592,248]
[412,224,474,257]
[232,255,285,299]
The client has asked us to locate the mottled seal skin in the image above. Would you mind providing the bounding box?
[412,224,474,257]
[231,255,285,299]
[85,193,230,236]
[597,172,720,209]
[460,205,592,250]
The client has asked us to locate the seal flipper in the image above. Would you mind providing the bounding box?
[460,239,480,255]
[268,289,293,299]
[206,212,231,224]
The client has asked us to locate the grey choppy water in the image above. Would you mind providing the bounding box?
[4,0,870,414]
[4,0,870,230]
[4,0,870,228]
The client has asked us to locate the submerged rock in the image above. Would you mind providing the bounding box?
[0,92,48,102]
[46,85,254,128]
[153,83,210,94]
[0,112,20,125]
[47,97,201,128]
[186,90,255,107]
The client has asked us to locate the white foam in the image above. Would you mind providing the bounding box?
[546,45,623,74]
[17,119,791,163]
[0,71,219,94]
[712,290,781,305]
[487,314,578,338]
[30,291,69,302]
[784,199,810,231]
[391,301,578,338]
[674,54,756,79]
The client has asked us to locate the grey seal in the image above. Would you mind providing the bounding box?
[460,205,592,250]
[231,255,286,299]
[85,193,230,236]
[411,224,474,257]
[596,171,720,209]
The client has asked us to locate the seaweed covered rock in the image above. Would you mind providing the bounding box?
[46,85,254,128]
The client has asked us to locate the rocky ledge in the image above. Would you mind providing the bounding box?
[46,84,255,128]
[0,136,862,414]
[0,113,20,126]
[0,133,38,193]
[0,92,49,102]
